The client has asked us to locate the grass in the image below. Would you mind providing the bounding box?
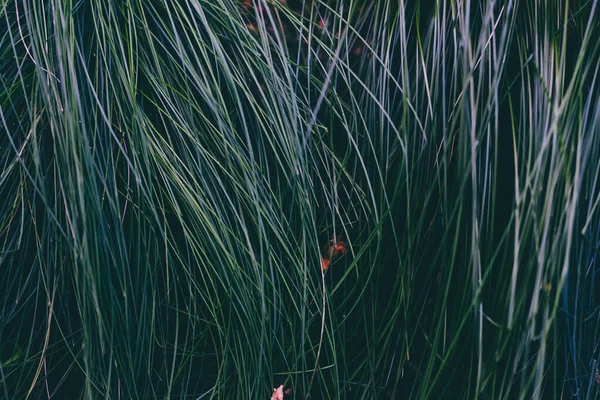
[1,0,599,398]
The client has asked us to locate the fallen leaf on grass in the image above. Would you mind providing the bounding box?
[271,385,284,400]
[271,385,291,400]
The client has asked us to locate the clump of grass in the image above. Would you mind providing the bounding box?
[1,0,599,399]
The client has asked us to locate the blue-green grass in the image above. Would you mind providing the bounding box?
[1,0,599,398]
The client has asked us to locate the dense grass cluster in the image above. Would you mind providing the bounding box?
[1,0,600,398]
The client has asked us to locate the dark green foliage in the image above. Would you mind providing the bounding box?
[1,0,599,398]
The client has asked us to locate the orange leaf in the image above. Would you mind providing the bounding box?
[321,257,330,271]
